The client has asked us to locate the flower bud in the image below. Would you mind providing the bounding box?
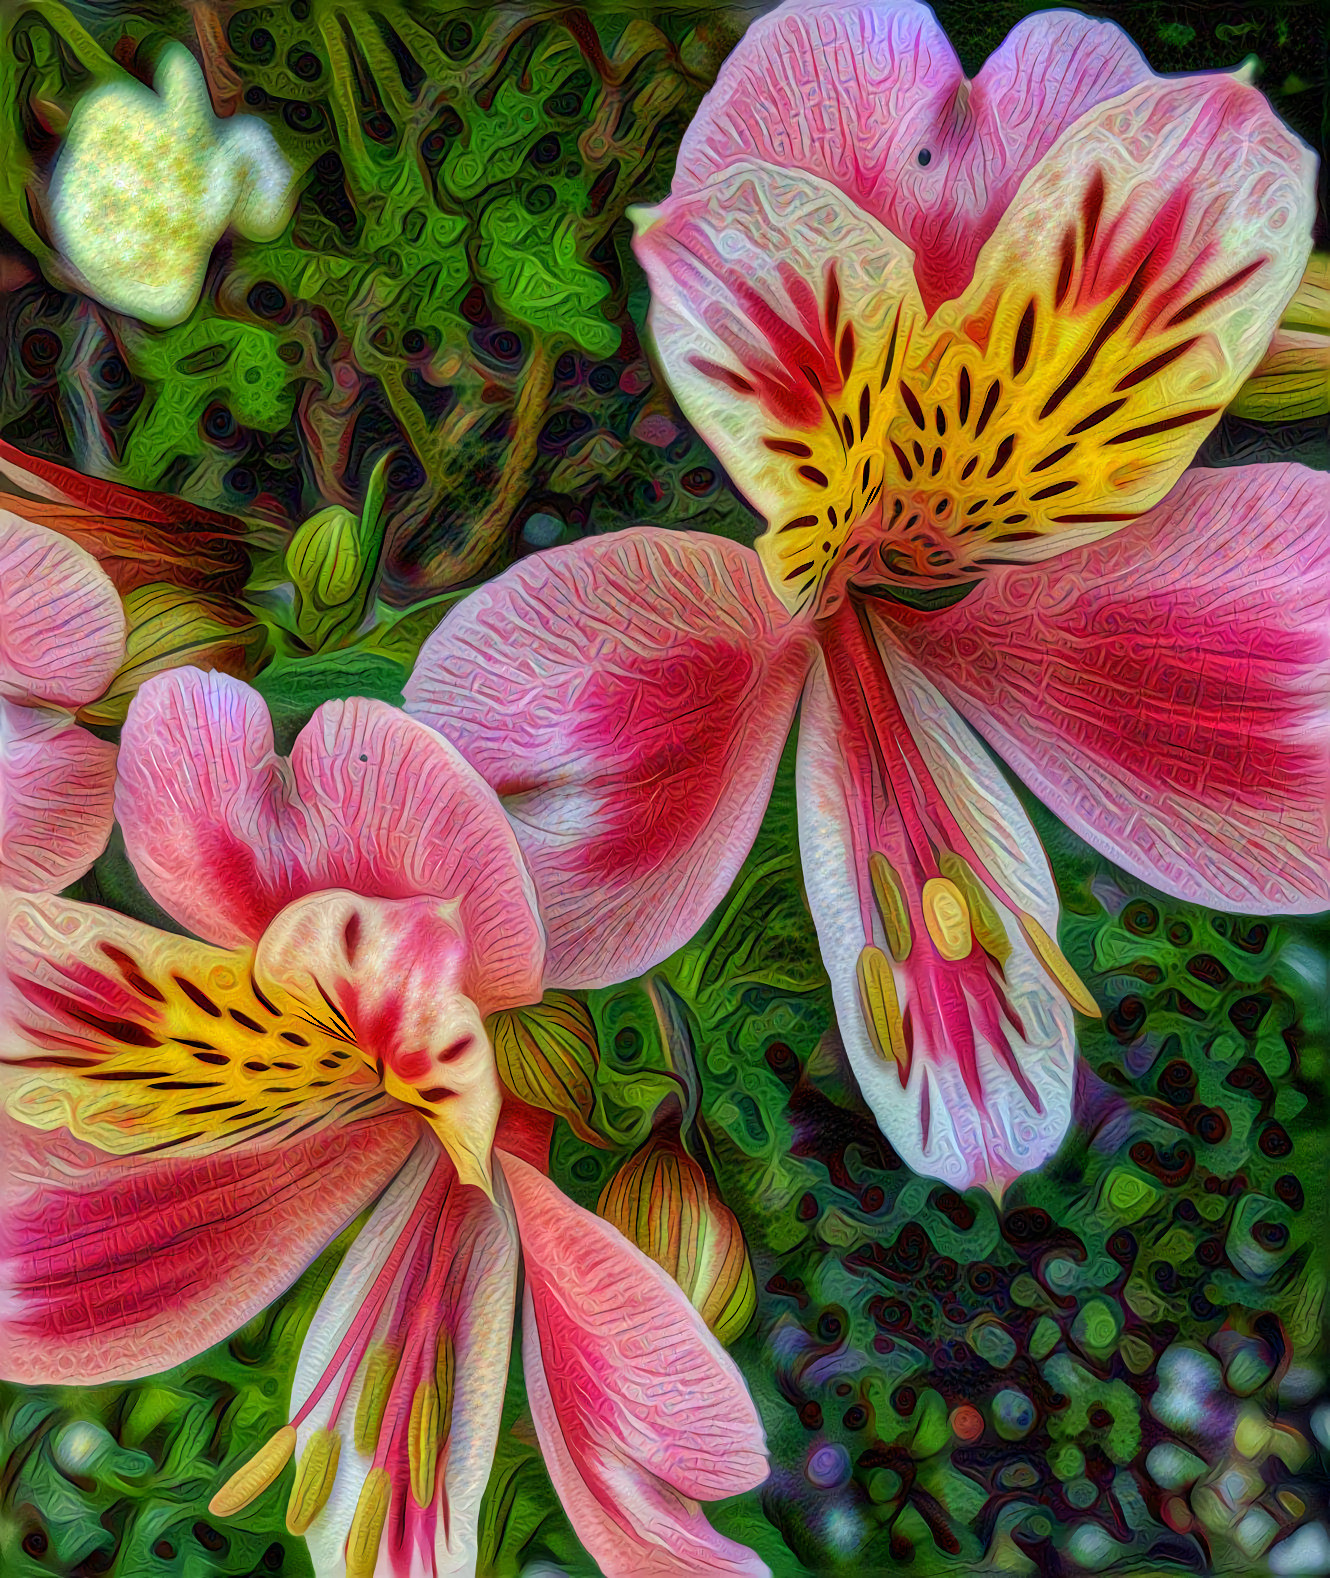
[79,582,268,725]
[597,1124,756,1345]
[489,992,606,1147]
[286,457,388,650]
[1280,251,1330,334]
[1230,329,1330,422]
[288,505,363,637]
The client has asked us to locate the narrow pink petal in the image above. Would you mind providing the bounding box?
[0,514,124,706]
[1,702,117,891]
[290,1141,518,1578]
[116,669,544,1006]
[523,1285,770,1578]
[796,633,1075,1196]
[675,0,1155,309]
[499,1150,767,1501]
[405,530,814,988]
[892,464,1330,913]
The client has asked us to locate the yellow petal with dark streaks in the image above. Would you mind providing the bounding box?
[4,894,384,1160]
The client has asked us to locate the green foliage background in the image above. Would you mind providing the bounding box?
[1,2,1328,1574]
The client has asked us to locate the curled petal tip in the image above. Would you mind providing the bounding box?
[626,201,661,237]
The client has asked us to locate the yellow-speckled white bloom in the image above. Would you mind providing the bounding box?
[48,44,294,327]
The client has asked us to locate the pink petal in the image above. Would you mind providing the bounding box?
[640,75,1314,615]
[116,669,545,1007]
[257,891,505,1188]
[0,1109,415,1385]
[1,897,420,1384]
[1,702,117,892]
[796,621,1076,1195]
[523,1288,770,1577]
[290,1141,518,1578]
[0,514,124,706]
[632,162,925,608]
[889,463,1330,913]
[674,1,1157,310]
[1,891,421,1382]
[405,530,814,988]
[500,1150,767,1536]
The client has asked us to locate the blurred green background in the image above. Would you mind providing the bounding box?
[1,2,1328,1574]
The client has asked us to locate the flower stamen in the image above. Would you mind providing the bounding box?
[868,851,912,960]
[938,851,1011,964]
[346,1466,392,1578]
[208,1425,296,1517]
[1017,913,1101,1018]
[921,876,972,960]
[408,1378,443,1508]
[856,945,910,1084]
[353,1340,401,1455]
[286,1429,341,1534]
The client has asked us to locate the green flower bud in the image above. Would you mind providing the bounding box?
[489,992,605,1148]
[286,458,389,650]
[597,1123,756,1345]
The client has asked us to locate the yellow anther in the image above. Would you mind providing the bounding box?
[921,877,972,960]
[408,1380,442,1508]
[345,1466,392,1578]
[286,1429,341,1535]
[1018,913,1101,1018]
[856,946,910,1084]
[868,851,912,960]
[938,852,1011,964]
[436,1330,456,1445]
[353,1342,400,1456]
[208,1425,296,1517]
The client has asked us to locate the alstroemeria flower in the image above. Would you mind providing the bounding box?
[0,668,768,1577]
[0,515,124,890]
[404,1,1330,1196]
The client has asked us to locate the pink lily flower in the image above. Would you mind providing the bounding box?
[404,0,1330,1196]
[1,667,768,1577]
[1,515,124,891]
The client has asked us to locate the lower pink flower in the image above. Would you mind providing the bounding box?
[1,667,768,1577]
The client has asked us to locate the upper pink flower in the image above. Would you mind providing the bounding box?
[405,2,1330,1197]
[1,515,124,891]
[1,668,768,1577]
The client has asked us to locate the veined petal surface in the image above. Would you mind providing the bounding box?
[116,669,544,1013]
[888,464,1330,913]
[405,529,813,988]
[675,0,1157,310]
